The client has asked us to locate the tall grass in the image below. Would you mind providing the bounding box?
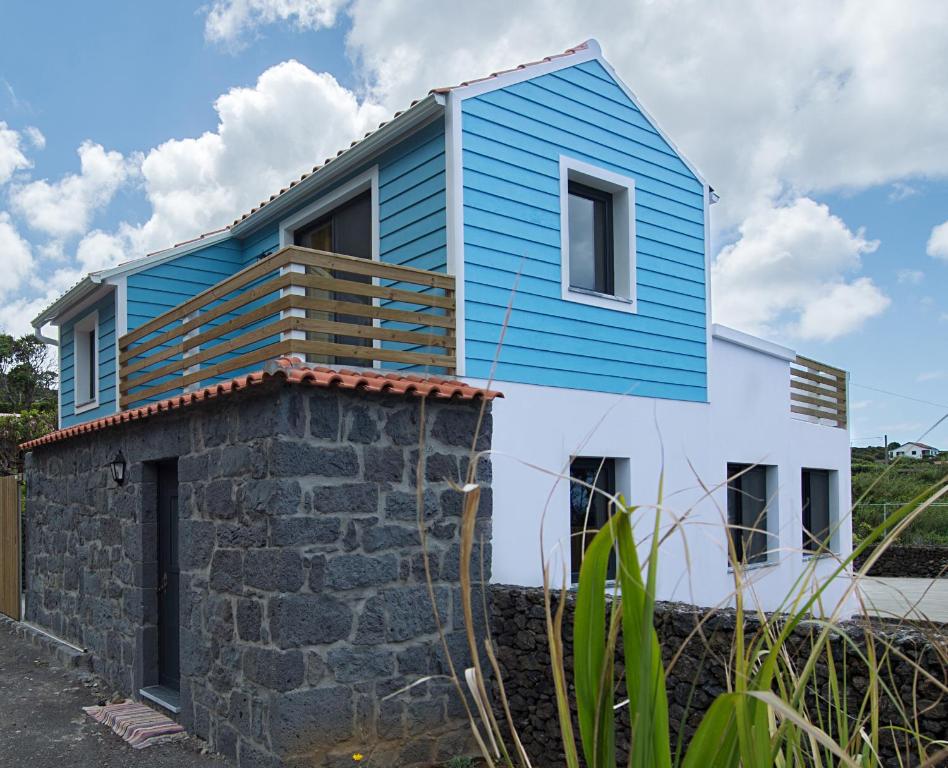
[440,452,948,768]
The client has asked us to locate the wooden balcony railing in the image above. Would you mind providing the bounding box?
[789,355,848,429]
[118,246,455,409]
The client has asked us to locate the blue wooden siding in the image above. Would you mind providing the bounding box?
[460,59,708,401]
[60,292,117,427]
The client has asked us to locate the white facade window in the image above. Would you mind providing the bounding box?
[73,311,99,413]
[802,468,839,555]
[559,157,636,312]
[726,463,778,566]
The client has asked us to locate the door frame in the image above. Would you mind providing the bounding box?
[277,165,380,260]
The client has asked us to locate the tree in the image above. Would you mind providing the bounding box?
[0,333,57,413]
[0,408,56,475]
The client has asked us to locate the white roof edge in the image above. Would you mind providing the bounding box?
[449,37,712,191]
[31,275,102,329]
[229,93,445,238]
[712,323,796,362]
[95,229,233,282]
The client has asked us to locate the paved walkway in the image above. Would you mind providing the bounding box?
[0,622,229,768]
[856,577,948,623]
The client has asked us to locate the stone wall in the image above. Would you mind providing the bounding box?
[854,545,948,579]
[24,380,492,767]
[490,585,947,767]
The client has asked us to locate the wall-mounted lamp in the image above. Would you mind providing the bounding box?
[109,451,127,485]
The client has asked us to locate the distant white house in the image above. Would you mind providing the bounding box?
[889,442,941,459]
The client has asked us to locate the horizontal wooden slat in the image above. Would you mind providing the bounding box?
[120,294,295,376]
[118,246,457,407]
[121,317,296,393]
[295,274,455,310]
[794,355,846,379]
[289,247,455,290]
[300,319,454,349]
[292,340,455,370]
[790,378,847,401]
[294,296,455,329]
[790,367,842,388]
[120,339,295,407]
[791,404,846,424]
[790,392,847,412]
[121,250,293,347]
[789,353,847,428]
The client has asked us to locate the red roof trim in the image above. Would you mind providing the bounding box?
[20,358,501,451]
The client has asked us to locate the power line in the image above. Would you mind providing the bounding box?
[850,381,948,411]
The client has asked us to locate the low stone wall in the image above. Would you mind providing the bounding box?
[490,585,947,767]
[854,545,948,578]
[24,379,493,767]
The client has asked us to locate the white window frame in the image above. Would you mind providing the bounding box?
[73,311,99,414]
[559,156,637,313]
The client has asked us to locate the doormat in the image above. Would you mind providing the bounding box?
[83,699,187,749]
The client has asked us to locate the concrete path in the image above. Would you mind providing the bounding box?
[856,577,948,623]
[0,622,230,768]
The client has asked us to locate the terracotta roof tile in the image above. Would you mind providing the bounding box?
[20,357,501,451]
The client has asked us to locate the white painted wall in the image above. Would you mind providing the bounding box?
[472,327,854,616]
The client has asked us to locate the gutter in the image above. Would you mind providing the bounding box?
[30,275,103,330]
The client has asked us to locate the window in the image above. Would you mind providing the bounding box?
[569,457,617,582]
[726,463,773,565]
[568,182,614,295]
[73,312,98,412]
[802,468,834,554]
[560,157,636,311]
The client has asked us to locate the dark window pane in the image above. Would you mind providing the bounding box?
[726,463,770,564]
[88,328,95,401]
[568,182,614,295]
[802,469,831,553]
[570,457,617,582]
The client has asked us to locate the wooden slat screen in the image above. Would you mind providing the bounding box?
[790,355,847,429]
[0,475,20,621]
[118,247,456,409]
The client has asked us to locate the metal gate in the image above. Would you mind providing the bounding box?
[0,475,20,620]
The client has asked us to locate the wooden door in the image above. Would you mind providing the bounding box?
[0,475,20,621]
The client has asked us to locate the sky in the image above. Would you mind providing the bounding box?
[0,0,946,447]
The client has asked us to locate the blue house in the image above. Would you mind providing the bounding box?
[31,40,852,612]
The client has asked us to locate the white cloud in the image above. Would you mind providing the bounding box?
[897,269,925,284]
[345,0,948,232]
[917,370,946,383]
[888,182,918,201]
[23,126,45,150]
[0,212,34,298]
[0,289,63,338]
[926,220,948,260]
[97,60,387,262]
[0,122,33,185]
[711,198,888,340]
[10,141,135,239]
[204,0,345,46]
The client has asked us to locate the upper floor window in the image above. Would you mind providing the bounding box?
[560,157,636,312]
[726,462,775,565]
[568,182,614,295]
[802,468,835,554]
[73,311,98,413]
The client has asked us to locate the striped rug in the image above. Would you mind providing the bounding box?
[83,699,187,749]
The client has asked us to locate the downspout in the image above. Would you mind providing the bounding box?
[33,326,58,346]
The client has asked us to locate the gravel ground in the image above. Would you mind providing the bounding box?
[0,622,230,768]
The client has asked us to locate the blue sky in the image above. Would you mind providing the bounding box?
[0,1,946,447]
